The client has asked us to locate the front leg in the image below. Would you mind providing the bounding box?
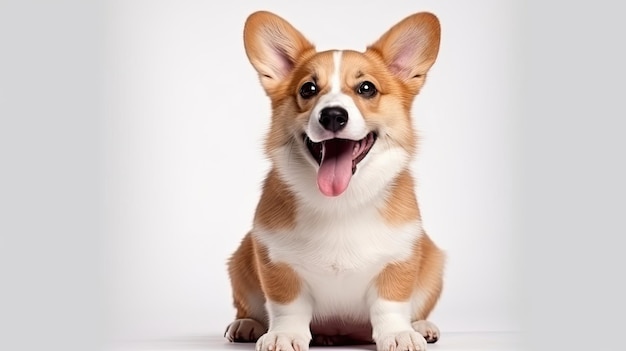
[257,295,313,351]
[253,238,312,351]
[370,298,427,351]
[368,231,444,351]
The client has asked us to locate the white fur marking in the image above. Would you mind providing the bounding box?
[265,295,313,335]
[370,299,413,338]
[256,296,313,351]
[370,299,427,351]
[330,51,342,94]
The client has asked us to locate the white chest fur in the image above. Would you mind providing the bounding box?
[253,207,422,321]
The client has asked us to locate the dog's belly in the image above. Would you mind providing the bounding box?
[301,266,378,322]
[310,318,373,345]
[305,271,376,344]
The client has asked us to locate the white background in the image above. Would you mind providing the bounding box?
[5,1,626,351]
[102,0,522,342]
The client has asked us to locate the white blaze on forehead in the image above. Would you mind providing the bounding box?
[306,50,368,143]
[330,50,342,94]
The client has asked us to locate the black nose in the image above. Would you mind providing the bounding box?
[319,106,348,132]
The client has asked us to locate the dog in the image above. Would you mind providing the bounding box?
[225,10,444,351]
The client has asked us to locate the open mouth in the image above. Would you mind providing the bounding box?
[303,132,377,197]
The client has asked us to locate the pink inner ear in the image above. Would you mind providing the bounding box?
[271,45,294,78]
[387,31,425,78]
[389,51,413,77]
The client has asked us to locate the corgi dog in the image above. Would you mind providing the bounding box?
[225,10,444,351]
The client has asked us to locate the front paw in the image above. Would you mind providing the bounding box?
[256,332,310,351]
[411,320,440,343]
[376,330,427,351]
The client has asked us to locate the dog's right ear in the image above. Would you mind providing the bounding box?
[244,11,315,94]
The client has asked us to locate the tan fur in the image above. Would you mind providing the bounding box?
[340,50,419,155]
[228,231,301,318]
[264,52,335,153]
[379,170,422,225]
[254,168,297,231]
[227,233,264,320]
[412,234,446,320]
[252,238,302,304]
[376,233,445,319]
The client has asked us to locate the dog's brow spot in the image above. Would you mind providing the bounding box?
[356,71,364,79]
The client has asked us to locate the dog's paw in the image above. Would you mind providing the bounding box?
[256,332,310,351]
[224,318,267,342]
[411,320,440,343]
[376,330,427,351]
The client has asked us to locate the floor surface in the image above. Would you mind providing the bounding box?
[109,332,521,351]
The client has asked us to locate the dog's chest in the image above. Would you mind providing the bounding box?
[258,208,417,271]
[254,208,420,318]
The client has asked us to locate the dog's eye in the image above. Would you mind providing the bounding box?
[299,82,318,99]
[356,81,377,98]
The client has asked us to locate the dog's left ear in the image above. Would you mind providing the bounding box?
[366,12,440,93]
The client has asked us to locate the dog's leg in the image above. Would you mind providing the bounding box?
[369,298,426,351]
[253,239,312,351]
[370,255,427,351]
[256,295,313,351]
[225,233,268,342]
[369,233,445,351]
[410,233,445,344]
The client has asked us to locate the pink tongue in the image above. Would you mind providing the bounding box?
[317,140,355,197]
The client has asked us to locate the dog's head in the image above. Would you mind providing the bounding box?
[244,11,440,199]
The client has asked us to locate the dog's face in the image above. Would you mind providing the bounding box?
[244,11,440,198]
